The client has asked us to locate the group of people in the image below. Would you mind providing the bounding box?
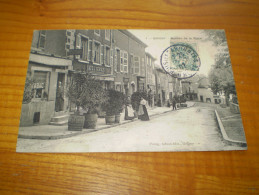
[124,96,179,121]
[124,96,150,121]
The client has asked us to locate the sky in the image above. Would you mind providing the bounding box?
[129,30,220,76]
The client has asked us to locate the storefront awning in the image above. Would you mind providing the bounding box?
[29,53,72,67]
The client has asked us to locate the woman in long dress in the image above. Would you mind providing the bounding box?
[138,97,149,121]
[124,96,135,120]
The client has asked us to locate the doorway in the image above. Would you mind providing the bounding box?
[200,95,204,102]
[55,73,65,112]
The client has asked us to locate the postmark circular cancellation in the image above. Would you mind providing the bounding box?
[160,43,201,79]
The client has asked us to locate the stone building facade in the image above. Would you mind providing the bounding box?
[20,30,72,126]
[71,30,114,89]
[113,30,147,96]
[145,53,156,107]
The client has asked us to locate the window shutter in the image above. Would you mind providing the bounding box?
[92,41,95,62]
[88,40,92,62]
[110,49,113,68]
[125,52,128,73]
[117,50,120,72]
[101,44,103,65]
[142,57,145,76]
[103,46,106,65]
[120,51,123,72]
[75,35,81,59]
[114,51,117,72]
[76,35,81,49]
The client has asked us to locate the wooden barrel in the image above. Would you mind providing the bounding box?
[68,114,85,131]
[84,113,98,129]
[105,115,115,125]
[115,114,121,123]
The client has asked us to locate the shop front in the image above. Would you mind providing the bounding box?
[20,53,72,126]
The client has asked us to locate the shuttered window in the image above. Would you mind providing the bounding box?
[134,56,140,74]
[38,30,46,49]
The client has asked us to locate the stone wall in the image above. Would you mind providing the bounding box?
[19,101,55,126]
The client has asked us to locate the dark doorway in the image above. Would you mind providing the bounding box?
[169,92,173,101]
[162,90,165,105]
[200,95,204,102]
[33,112,40,124]
[206,98,211,103]
[55,73,65,112]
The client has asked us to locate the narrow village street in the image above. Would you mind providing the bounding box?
[17,103,244,152]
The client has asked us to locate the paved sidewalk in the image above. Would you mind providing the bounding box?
[18,101,195,140]
[215,105,247,145]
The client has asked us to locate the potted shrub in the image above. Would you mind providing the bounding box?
[103,89,125,124]
[66,73,87,131]
[22,77,35,104]
[82,78,108,129]
[114,91,125,123]
[66,73,108,131]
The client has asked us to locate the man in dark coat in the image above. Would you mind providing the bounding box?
[172,98,177,110]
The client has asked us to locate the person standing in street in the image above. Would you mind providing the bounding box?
[138,97,150,121]
[172,98,177,110]
[124,96,135,120]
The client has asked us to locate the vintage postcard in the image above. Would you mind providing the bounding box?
[16,30,247,152]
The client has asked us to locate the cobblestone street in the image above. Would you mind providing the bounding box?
[17,103,245,152]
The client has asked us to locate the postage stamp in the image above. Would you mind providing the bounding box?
[161,43,201,79]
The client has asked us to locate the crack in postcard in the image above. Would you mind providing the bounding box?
[16,30,247,152]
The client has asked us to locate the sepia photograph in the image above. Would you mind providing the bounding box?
[16,29,247,152]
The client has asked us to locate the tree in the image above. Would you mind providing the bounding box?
[204,30,237,104]
[22,77,35,104]
[102,89,125,116]
[66,73,108,114]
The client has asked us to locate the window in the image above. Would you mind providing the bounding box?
[116,49,120,72]
[65,37,71,51]
[105,46,110,66]
[33,71,49,99]
[76,34,81,49]
[105,30,110,41]
[110,49,113,67]
[93,42,101,64]
[149,69,152,84]
[82,37,89,61]
[65,44,70,50]
[116,84,121,92]
[120,51,123,72]
[141,57,145,75]
[134,56,140,74]
[75,34,81,59]
[130,55,134,74]
[119,51,128,72]
[66,30,75,57]
[101,45,104,65]
[94,30,100,36]
[38,30,46,49]
[123,52,128,72]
